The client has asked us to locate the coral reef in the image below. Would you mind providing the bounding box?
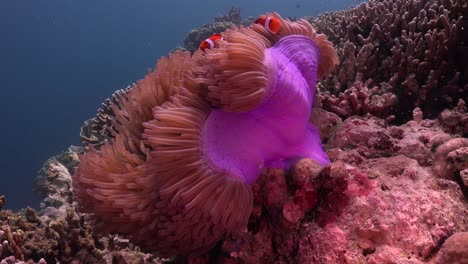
[1,149,165,264]
[202,102,468,263]
[2,1,467,263]
[73,13,338,257]
[183,0,467,122]
[309,0,467,121]
[76,75,468,264]
[0,200,164,263]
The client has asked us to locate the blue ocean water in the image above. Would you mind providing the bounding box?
[0,0,366,210]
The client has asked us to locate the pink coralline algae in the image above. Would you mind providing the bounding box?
[211,103,468,263]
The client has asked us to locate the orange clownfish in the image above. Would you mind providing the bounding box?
[199,33,223,52]
[254,15,282,34]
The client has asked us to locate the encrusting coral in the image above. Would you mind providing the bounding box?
[72,13,338,257]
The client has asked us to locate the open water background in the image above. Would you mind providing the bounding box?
[0,0,366,210]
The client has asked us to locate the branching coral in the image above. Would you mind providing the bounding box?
[80,87,132,148]
[310,0,467,121]
[73,13,338,257]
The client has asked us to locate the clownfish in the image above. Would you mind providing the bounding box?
[199,33,223,52]
[254,15,282,34]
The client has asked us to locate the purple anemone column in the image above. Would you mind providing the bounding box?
[202,35,329,185]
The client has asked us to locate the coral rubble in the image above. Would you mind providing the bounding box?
[1,149,165,264]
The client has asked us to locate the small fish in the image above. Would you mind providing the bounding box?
[199,33,223,52]
[254,15,282,34]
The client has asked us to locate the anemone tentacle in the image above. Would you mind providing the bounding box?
[73,14,338,258]
[192,12,338,112]
[141,89,252,255]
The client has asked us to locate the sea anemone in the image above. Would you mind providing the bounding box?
[73,13,338,257]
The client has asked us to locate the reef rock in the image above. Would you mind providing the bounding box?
[0,194,165,264]
[206,105,468,263]
[35,146,82,210]
[434,232,468,264]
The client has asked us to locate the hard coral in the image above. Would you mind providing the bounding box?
[80,87,132,148]
[73,13,338,257]
[0,194,163,264]
[35,147,80,210]
[311,0,467,121]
